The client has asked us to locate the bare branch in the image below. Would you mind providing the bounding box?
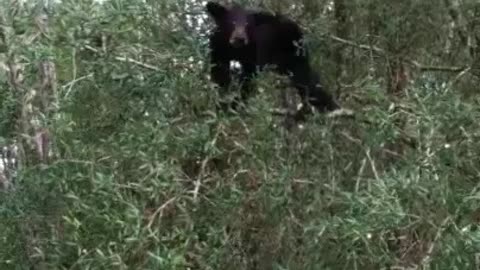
[329,35,384,54]
[84,45,161,71]
[146,197,177,229]
[328,35,468,73]
[409,60,466,72]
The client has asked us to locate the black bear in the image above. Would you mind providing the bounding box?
[205,1,341,117]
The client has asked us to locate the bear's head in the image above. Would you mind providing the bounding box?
[206,1,253,48]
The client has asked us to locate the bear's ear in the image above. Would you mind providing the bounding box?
[206,2,227,23]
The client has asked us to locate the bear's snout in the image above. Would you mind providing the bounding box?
[229,25,249,47]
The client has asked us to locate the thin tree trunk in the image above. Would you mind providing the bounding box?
[333,0,348,98]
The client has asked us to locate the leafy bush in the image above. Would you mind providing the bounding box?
[1,1,480,269]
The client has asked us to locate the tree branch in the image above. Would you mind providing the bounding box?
[328,35,467,72]
[84,45,161,71]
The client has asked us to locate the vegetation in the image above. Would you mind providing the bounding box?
[1,0,479,269]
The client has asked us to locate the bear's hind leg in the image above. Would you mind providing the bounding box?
[288,59,340,114]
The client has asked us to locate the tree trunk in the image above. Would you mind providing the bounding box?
[333,0,348,98]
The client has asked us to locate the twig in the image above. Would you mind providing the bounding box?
[365,148,379,180]
[448,66,472,87]
[63,48,78,99]
[409,60,466,72]
[270,107,355,118]
[191,124,223,203]
[83,45,161,71]
[339,131,367,192]
[62,73,94,98]
[365,148,379,193]
[114,56,161,71]
[146,197,177,229]
[270,108,296,117]
[355,157,367,193]
[326,108,355,118]
[192,157,209,203]
[328,35,467,73]
[418,216,452,269]
[340,131,362,145]
[329,35,384,53]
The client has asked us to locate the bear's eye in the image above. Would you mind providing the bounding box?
[231,21,248,27]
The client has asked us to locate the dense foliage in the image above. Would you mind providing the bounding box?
[1,0,479,269]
